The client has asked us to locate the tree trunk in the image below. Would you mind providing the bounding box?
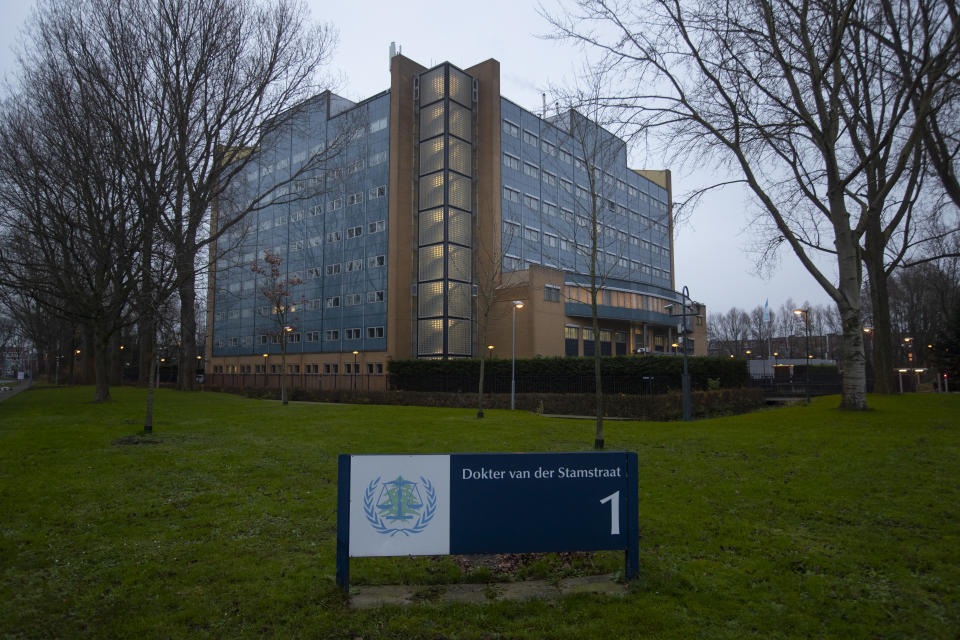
[109,331,122,386]
[144,332,156,434]
[835,231,869,410]
[593,307,603,449]
[281,341,288,405]
[177,258,197,391]
[92,323,112,403]
[477,354,486,418]
[865,261,895,394]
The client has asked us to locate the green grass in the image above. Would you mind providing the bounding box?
[1,387,958,639]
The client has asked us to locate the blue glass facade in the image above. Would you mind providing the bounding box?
[211,91,391,359]
[499,99,672,291]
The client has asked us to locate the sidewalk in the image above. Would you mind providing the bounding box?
[0,377,33,403]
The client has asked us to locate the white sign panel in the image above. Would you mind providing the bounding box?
[348,454,451,557]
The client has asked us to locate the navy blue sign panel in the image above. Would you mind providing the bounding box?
[450,452,636,555]
[336,451,639,590]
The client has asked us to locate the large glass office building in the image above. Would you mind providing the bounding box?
[206,54,705,387]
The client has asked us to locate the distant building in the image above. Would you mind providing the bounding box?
[206,54,705,388]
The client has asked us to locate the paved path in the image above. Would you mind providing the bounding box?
[0,377,33,403]
[349,574,627,609]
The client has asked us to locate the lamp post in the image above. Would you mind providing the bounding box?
[666,286,693,421]
[352,350,359,390]
[794,308,811,404]
[511,300,524,411]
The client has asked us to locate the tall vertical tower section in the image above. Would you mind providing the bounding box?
[414,64,477,358]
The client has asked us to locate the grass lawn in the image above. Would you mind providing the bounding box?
[1,386,958,639]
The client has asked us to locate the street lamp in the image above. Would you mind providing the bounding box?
[794,308,811,404]
[667,286,694,421]
[511,300,524,411]
[352,350,359,390]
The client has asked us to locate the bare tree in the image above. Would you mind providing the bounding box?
[251,250,302,405]
[0,30,144,402]
[545,0,959,410]
[548,79,634,448]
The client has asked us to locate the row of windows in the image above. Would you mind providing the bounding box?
[249,186,387,234]
[502,118,666,204]
[227,290,384,321]
[215,325,385,348]
[212,362,386,375]
[317,220,386,245]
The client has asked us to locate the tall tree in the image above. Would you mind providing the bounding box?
[546,0,959,409]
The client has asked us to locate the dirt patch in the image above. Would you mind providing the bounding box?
[112,435,162,446]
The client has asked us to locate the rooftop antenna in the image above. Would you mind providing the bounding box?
[542,92,547,118]
[389,42,401,69]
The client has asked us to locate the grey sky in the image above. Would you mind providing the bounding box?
[0,0,835,316]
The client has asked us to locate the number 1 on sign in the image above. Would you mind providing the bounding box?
[600,491,620,535]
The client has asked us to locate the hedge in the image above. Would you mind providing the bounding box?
[206,385,766,421]
[387,355,750,393]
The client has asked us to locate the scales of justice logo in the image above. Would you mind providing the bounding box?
[363,474,437,536]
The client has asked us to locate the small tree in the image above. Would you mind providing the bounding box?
[251,250,302,405]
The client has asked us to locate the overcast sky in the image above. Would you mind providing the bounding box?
[0,0,835,316]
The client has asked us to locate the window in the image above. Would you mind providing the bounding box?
[258,335,269,345]
[214,311,224,321]
[345,293,362,306]
[502,119,520,137]
[545,285,561,302]
[523,129,538,146]
[542,202,557,216]
[228,309,240,320]
[575,157,586,172]
[325,296,341,308]
[368,184,386,199]
[367,290,385,303]
[291,210,304,222]
[369,117,388,133]
[523,162,539,179]
[306,267,320,279]
[503,153,521,171]
[503,186,521,204]
[368,220,385,234]
[559,148,573,164]
[367,326,385,339]
[347,225,362,238]
[306,330,321,342]
[326,263,341,276]
[291,240,304,252]
[327,231,342,243]
[328,197,343,211]
[543,171,557,186]
[346,258,363,272]
[309,236,322,248]
[324,330,339,341]
[287,333,301,343]
[542,140,556,157]
[347,192,363,206]
[366,362,384,375]
[369,149,388,165]
[367,255,385,268]
[345,327,361,340]
[544,234,558,248]
[347,159,364,174]
[524,194,539,210]
[565,326,579,339]
[524,227,539,241]
[324,363,339,373]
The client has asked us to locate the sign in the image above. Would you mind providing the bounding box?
[336,451,639,589]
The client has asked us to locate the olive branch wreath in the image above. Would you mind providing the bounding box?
[363,476,437,536]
